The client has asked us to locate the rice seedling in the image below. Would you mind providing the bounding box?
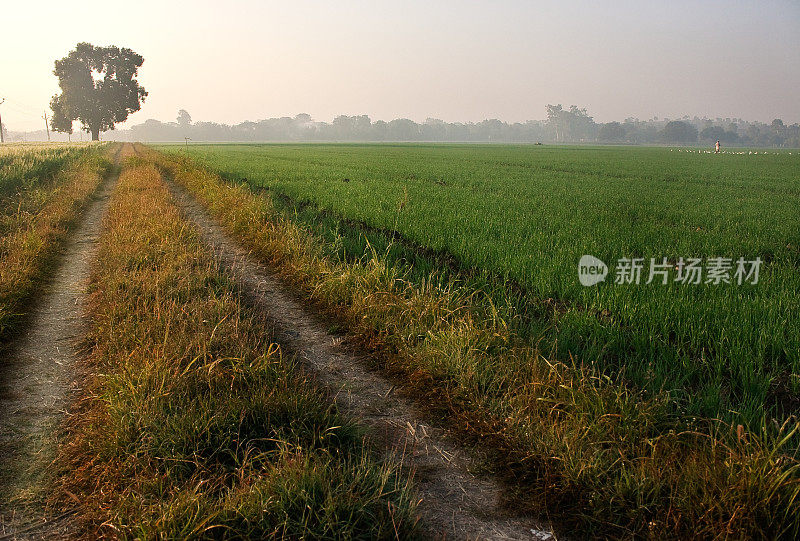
[163,143,800,431]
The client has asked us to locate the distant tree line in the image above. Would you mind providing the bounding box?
[8,106,800,147]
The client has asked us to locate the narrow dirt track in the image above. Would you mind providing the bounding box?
[163,173,555,540]
[0,144,125,540]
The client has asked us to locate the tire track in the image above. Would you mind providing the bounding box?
[162,172,555,540]
[0,144,126,540]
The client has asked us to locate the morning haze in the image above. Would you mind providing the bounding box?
[3,2,800,539]
[1,0,798,132]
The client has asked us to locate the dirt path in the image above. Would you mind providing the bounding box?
[0,144,125,540]
[164,176,555,540]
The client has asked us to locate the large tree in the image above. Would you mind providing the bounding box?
[50,42,147,141]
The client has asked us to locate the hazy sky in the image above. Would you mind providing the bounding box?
[2,0,798,132]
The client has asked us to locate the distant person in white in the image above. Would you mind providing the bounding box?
[715,140,721,153]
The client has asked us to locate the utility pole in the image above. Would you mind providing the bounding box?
[0,98,5,143]
[43,111,51,142]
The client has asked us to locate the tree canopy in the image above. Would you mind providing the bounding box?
[100,108,798,148]
[177,109,192,127]
[660,120,698,143]
[50,42,147,140]
[598,121,627,142]
[546,104,596,142]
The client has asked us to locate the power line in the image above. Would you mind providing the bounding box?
[0,99,43,136]
[0,98,50,136]
[4,97,43,116]
[4,103,40,118]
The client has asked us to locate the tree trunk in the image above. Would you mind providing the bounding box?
[91,126,100,141]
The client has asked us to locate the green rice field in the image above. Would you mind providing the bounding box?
[166,143,800,431]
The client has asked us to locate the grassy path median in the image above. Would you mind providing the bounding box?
[55,156,418,538]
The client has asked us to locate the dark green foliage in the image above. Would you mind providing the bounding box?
[660,120,698,143]
[51,43,147,140]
